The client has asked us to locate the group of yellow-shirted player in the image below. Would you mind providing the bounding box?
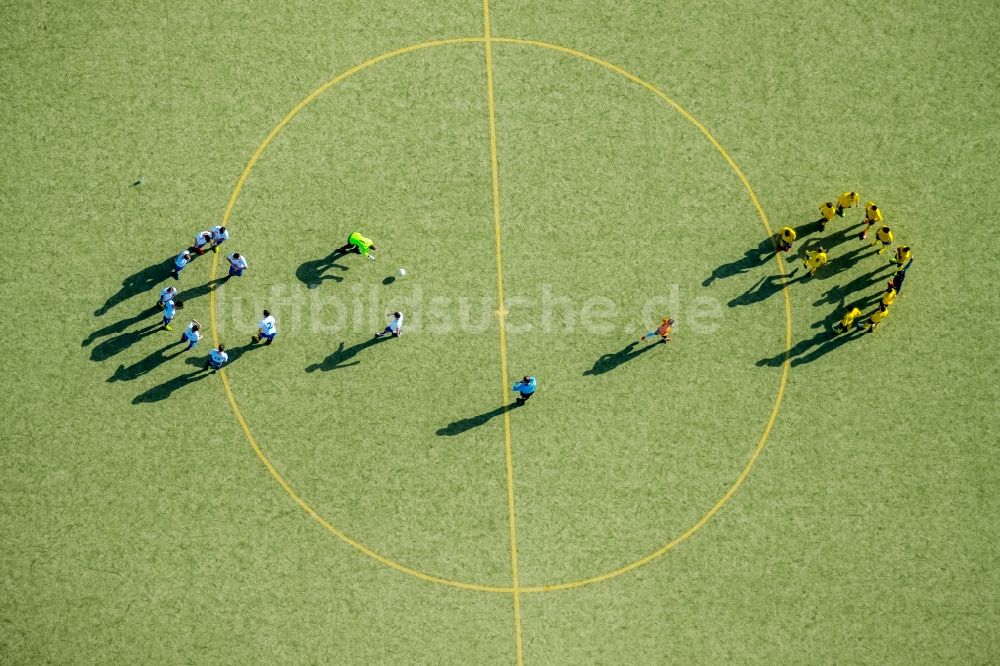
[774,191,914,334]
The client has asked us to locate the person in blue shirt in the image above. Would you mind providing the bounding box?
[158,286,177,309]
[161,298,184,331]
[204,344,228,372]
[180,319,202,351]
[225,252,249,278]
[210,225,230,253]
[171,250,191,280]
[251,310,277,345]
[512,375,537,405]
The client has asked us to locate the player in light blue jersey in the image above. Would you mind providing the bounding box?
[161,298,184,331]
[512,375,537,405]
[225,252,249,278]
[204,345,228,372]
[171,250,191,280]
[180,319,202,351]
[210,225,230,253]
[251,310,277,346]
[158,286,177,309]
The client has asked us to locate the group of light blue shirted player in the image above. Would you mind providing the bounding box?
[156,224,277,374]
[157,225,538,401]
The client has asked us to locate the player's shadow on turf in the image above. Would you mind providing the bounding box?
[436,403,523,436]
[702,238,775,286]
[131,368,210,404]
[756,327,865,368]
[813,262,896,306]
[296,251,349,287]
[218,342,265,366]
[94,257,173,316]
[89,321,164,362]
[728,271,806,307]
[83,306,160,348]
[176,277,226,303]
[815,221,867,252]
[810,246,880,281]
[305,337,389,372]
[583,341,659,376]
[106,339,186,381]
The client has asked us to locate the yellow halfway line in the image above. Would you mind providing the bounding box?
[482,2,525,664]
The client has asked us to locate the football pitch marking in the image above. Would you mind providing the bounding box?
[481,1,525,663]
[207,35,793,598]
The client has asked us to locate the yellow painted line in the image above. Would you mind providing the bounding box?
[488,37,793,594]
[482,2,525,663]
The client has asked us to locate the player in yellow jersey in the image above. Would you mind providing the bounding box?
[816,201,837,231]
[859,201,882,240]
[835,191,860,217]
[859,304,889,333]
[892,245,912,267]
[882,285,898,307]
[871,224,894,253]
[834,306,862,333]
[776,226,796,252]
[802,246,828,275]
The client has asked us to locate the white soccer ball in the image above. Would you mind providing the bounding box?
[398,268,406,277]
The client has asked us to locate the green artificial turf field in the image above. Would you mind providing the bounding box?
[2,0,998,663]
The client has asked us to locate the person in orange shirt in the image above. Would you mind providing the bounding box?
[639,317,674,344]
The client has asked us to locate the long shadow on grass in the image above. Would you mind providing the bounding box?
[436,402,523,436]
[220,342,266,366]
[703,238,775,287]
[757,327,866,368]
[107,338,186,382]
[95,257,174,316]
[83,306,160,349]
[583,340,660,376]
[813,222,867,253]
[296,251,349,287]
[728,270,810,307]
[305,336,389,372]
[809,246,880,281]
[89,320,164,362]
[131,367,211,404]
[813,262,896,306]
[176,277,226,303]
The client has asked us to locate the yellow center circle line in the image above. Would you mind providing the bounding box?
[207,36,793,595]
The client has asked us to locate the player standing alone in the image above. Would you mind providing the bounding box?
[512,376,537,405]
[375,312,404,339]
[251,310,277,346]
[639,317,673,344]
[335,232,377,260]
